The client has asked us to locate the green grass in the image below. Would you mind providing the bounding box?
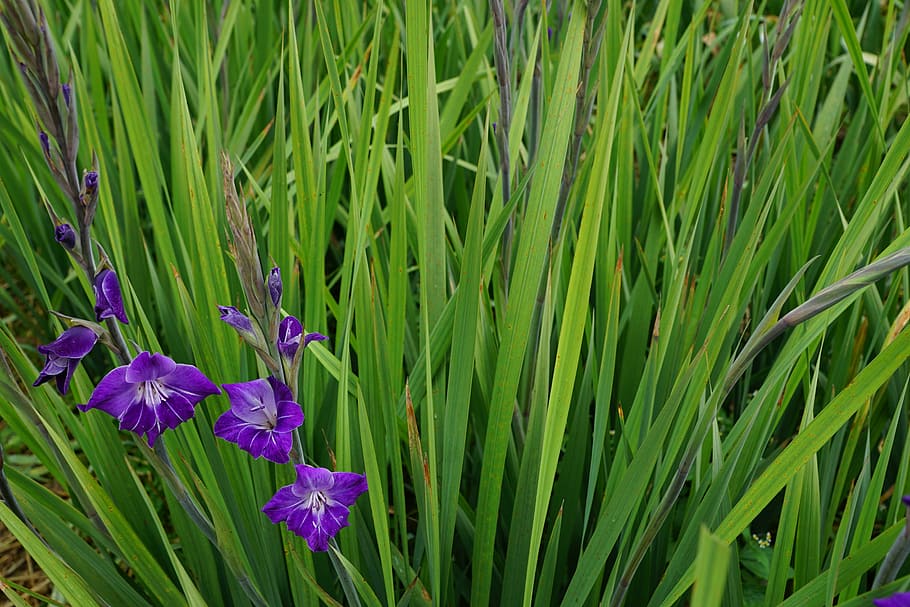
[2,0,910,605]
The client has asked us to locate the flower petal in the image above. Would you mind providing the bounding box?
[161,364,220,399]
[303,332,328,348]
[328,472,369,505]
[274,400,304,432]
[277,316,302,359]
[262,486,302,523]
[260,433,293,464]
[222,379,275,424]
[94,269,129,324]
[78,367,136,418]
[37,326,97,358]
[126,352,177,383]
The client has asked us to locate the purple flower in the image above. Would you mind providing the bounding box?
[54,224,76,249]
[903,495,910,508]
[78,351,219,446]
[875,592,910,607]
[93,268,128,324]
[268,267,282,308]
[39,131,50,156]
[218,305,254,335]
[33,326,97,395]
[214,377,303,463]
[62,83,72,107]
[277,315,327,360]
[262,465,368,551]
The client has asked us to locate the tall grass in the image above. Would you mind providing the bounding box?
[2,0,910,605]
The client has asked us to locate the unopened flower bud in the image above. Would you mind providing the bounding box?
[54,223,76,249]
[268,267,282,308]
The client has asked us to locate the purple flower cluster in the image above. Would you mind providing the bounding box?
[215,266,364,551]
[34,249,220,447]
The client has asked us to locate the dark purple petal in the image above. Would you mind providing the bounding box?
[303,332,328,349]
[329,472,370,505]
[262,465,367,551]
[159,364,220,398]
[267,375,293,403]
[262,486,300,522]
[274,400,304,432]
[33,326,97,395]
[268,267,282,308]
[62,83,72,107]
[37,326,97,358]
[39,131,50,156]
[54,224,76,249]
[125,351,177,383]
[94,269,129,324]
[902,495,910,508]
[218,305,254,334]
[260,433,293,463]
[277,316,302,359]
[875,593,910,607]
[78,366,135,418]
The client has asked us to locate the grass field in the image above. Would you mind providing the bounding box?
[3,0,910,605]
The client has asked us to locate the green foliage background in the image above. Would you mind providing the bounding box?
[2,0,910,605]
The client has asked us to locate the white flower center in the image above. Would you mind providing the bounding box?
[304,490,328,514]
[137,380,170,407]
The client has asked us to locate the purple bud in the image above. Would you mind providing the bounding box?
[492,121,497,134]
[54,224,76,249]
[902,495,910,508]
[39,131,50,156]
[268,267,282,308]
[62,83,72,107]
[218,305,255,336]
[83,171,98,193]
[547,27,553,40]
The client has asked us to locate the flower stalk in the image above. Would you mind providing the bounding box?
[610,246,910,606]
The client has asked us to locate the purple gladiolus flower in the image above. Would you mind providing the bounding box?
[33,326,97,395]
[268,267,282,308]
[277,315,327,360]
[62,83,72,107]
[875,592,910,607]
[218,305,254,335]
[93,268,128,324]
[39,131,50,156]
[78,351,219,446]
[54,223,76,249]
[214,377,303,463]
[262,465,368,551]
